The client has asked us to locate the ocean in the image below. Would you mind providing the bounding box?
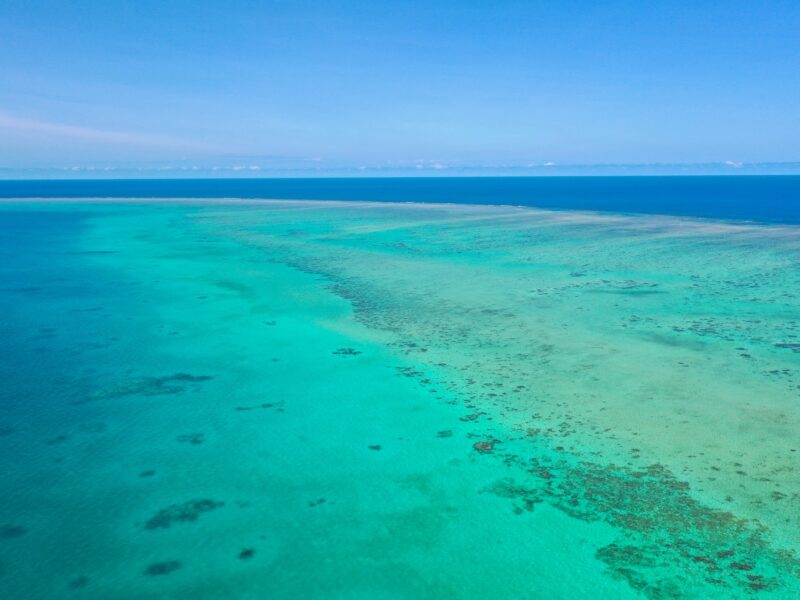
[1,177,799,598]
[1,175,800,223]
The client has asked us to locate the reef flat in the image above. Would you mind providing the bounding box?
[0,199,798,598]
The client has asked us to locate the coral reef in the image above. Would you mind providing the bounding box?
[176,433,204,445]
[333,348,362,356]
[0,524,27,540]
[83,373,213,403]
[144,561,182,576]
[144,499,224,530]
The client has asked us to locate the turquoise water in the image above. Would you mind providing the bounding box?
[1,198,799,598]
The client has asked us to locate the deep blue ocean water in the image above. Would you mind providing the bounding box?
[1,175,799,224]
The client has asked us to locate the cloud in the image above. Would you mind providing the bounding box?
[0,111,217,152]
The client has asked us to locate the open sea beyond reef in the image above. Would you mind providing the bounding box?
[1,177,800,599]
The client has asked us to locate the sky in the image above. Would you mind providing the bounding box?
[1,1,799,176]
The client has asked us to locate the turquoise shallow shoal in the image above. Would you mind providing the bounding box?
[0,199,799,599]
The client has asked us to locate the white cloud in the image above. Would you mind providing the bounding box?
[0,110,217,152]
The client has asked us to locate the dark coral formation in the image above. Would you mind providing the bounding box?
[774,342,800,353]
[235,402,281,412]
[333,347,362,356]
[0,524,27,540]
[144,561,182,576]
[144,499,224,530]
[472,431,800,595]
[83,373,213,403]
[68,576,89,589]
[45,434,69,446]
[460,412,482,422]
[238,548,256,560]
[483,478,541,514]
[503,450,799,596]
[473,439,499,454]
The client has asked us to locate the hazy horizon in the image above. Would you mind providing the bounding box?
[3,161,800,180]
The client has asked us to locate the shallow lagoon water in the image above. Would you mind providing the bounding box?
[0,199,799,598]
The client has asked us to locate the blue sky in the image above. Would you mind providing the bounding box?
[1,1,799,174]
